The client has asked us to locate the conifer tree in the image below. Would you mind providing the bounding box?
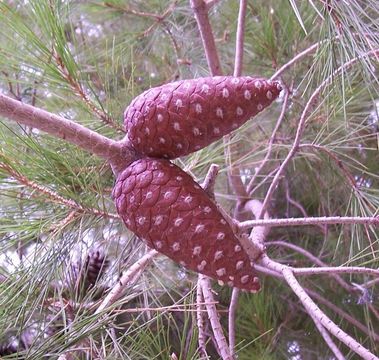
[0,1,378,359]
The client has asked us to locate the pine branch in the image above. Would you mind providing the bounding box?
[228,288,239,356]
[306,288,379,343]
[291,266,379,277]
[1,1,378,358]
[199,275,234,360]
[310,315,345,360]
[246,87,290,195]
[223,0,249,204]
[238,215,379,229]
[244,200,378,359]
[96,249,158,314]
[196,277,210,359]
[233,0,247,78]
[264,258,378,360]
[190,0,222,76]
[0,160,118,219]
[270,41,322,80]
[0,93,136,173]
[259,48,379,218]
[265,240,354,292]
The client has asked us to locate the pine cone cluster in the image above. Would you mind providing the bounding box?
[115,76,281,291]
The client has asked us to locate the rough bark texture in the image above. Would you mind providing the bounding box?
[113,158,261,292]
[124,76,281,159]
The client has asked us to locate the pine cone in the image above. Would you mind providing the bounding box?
[113,158,261,292]
[84,250,109,286]
[125,76,281,159]
[0,337,21,356]
[65,250,108,296]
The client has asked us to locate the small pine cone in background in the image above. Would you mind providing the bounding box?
[65,249,109,295]
[125,76,281,159]
[0,337,22,356]
[113,158,261,292]
[84,250,109,286]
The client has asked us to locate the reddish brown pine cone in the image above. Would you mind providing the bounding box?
[125,76,281,159]
[113,158,261,292]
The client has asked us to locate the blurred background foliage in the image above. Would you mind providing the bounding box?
[0,0,378,359]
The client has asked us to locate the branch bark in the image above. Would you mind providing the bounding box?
[199,275,234,360]
[0,93,136,174]
[190,0,222,76]
[261,255,378,360]
[96,249,159,314]
[239,215,379,229]
[233,0,247,78]
[228,288,239,356]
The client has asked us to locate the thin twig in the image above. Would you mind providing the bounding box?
[52,51,123,132]
[362,277,379,289]
[306,288,379,343]
[96,249,159,314]
[254,264,283,278]
[246,88,290,195]
[233,0,247,78]
[196,278,210,359]
[1,71,21,100]
[141,1,178,37]
[50,210,81,235]
[266,240,354,292]
[248,166,280,197]
[291,266,379,277]
[259,48,379,218]
[190,0,222,76]
[201,164,219,199]
[199,275,234,360]
[224,137,248,200]
[261,255,378,360]
[270,41,322,80]
[228,288,239,356]
[239,215,379,229]
[283,178,327,234]
[310,316,345,360]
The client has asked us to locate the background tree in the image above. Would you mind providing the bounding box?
[0,0,378,359]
